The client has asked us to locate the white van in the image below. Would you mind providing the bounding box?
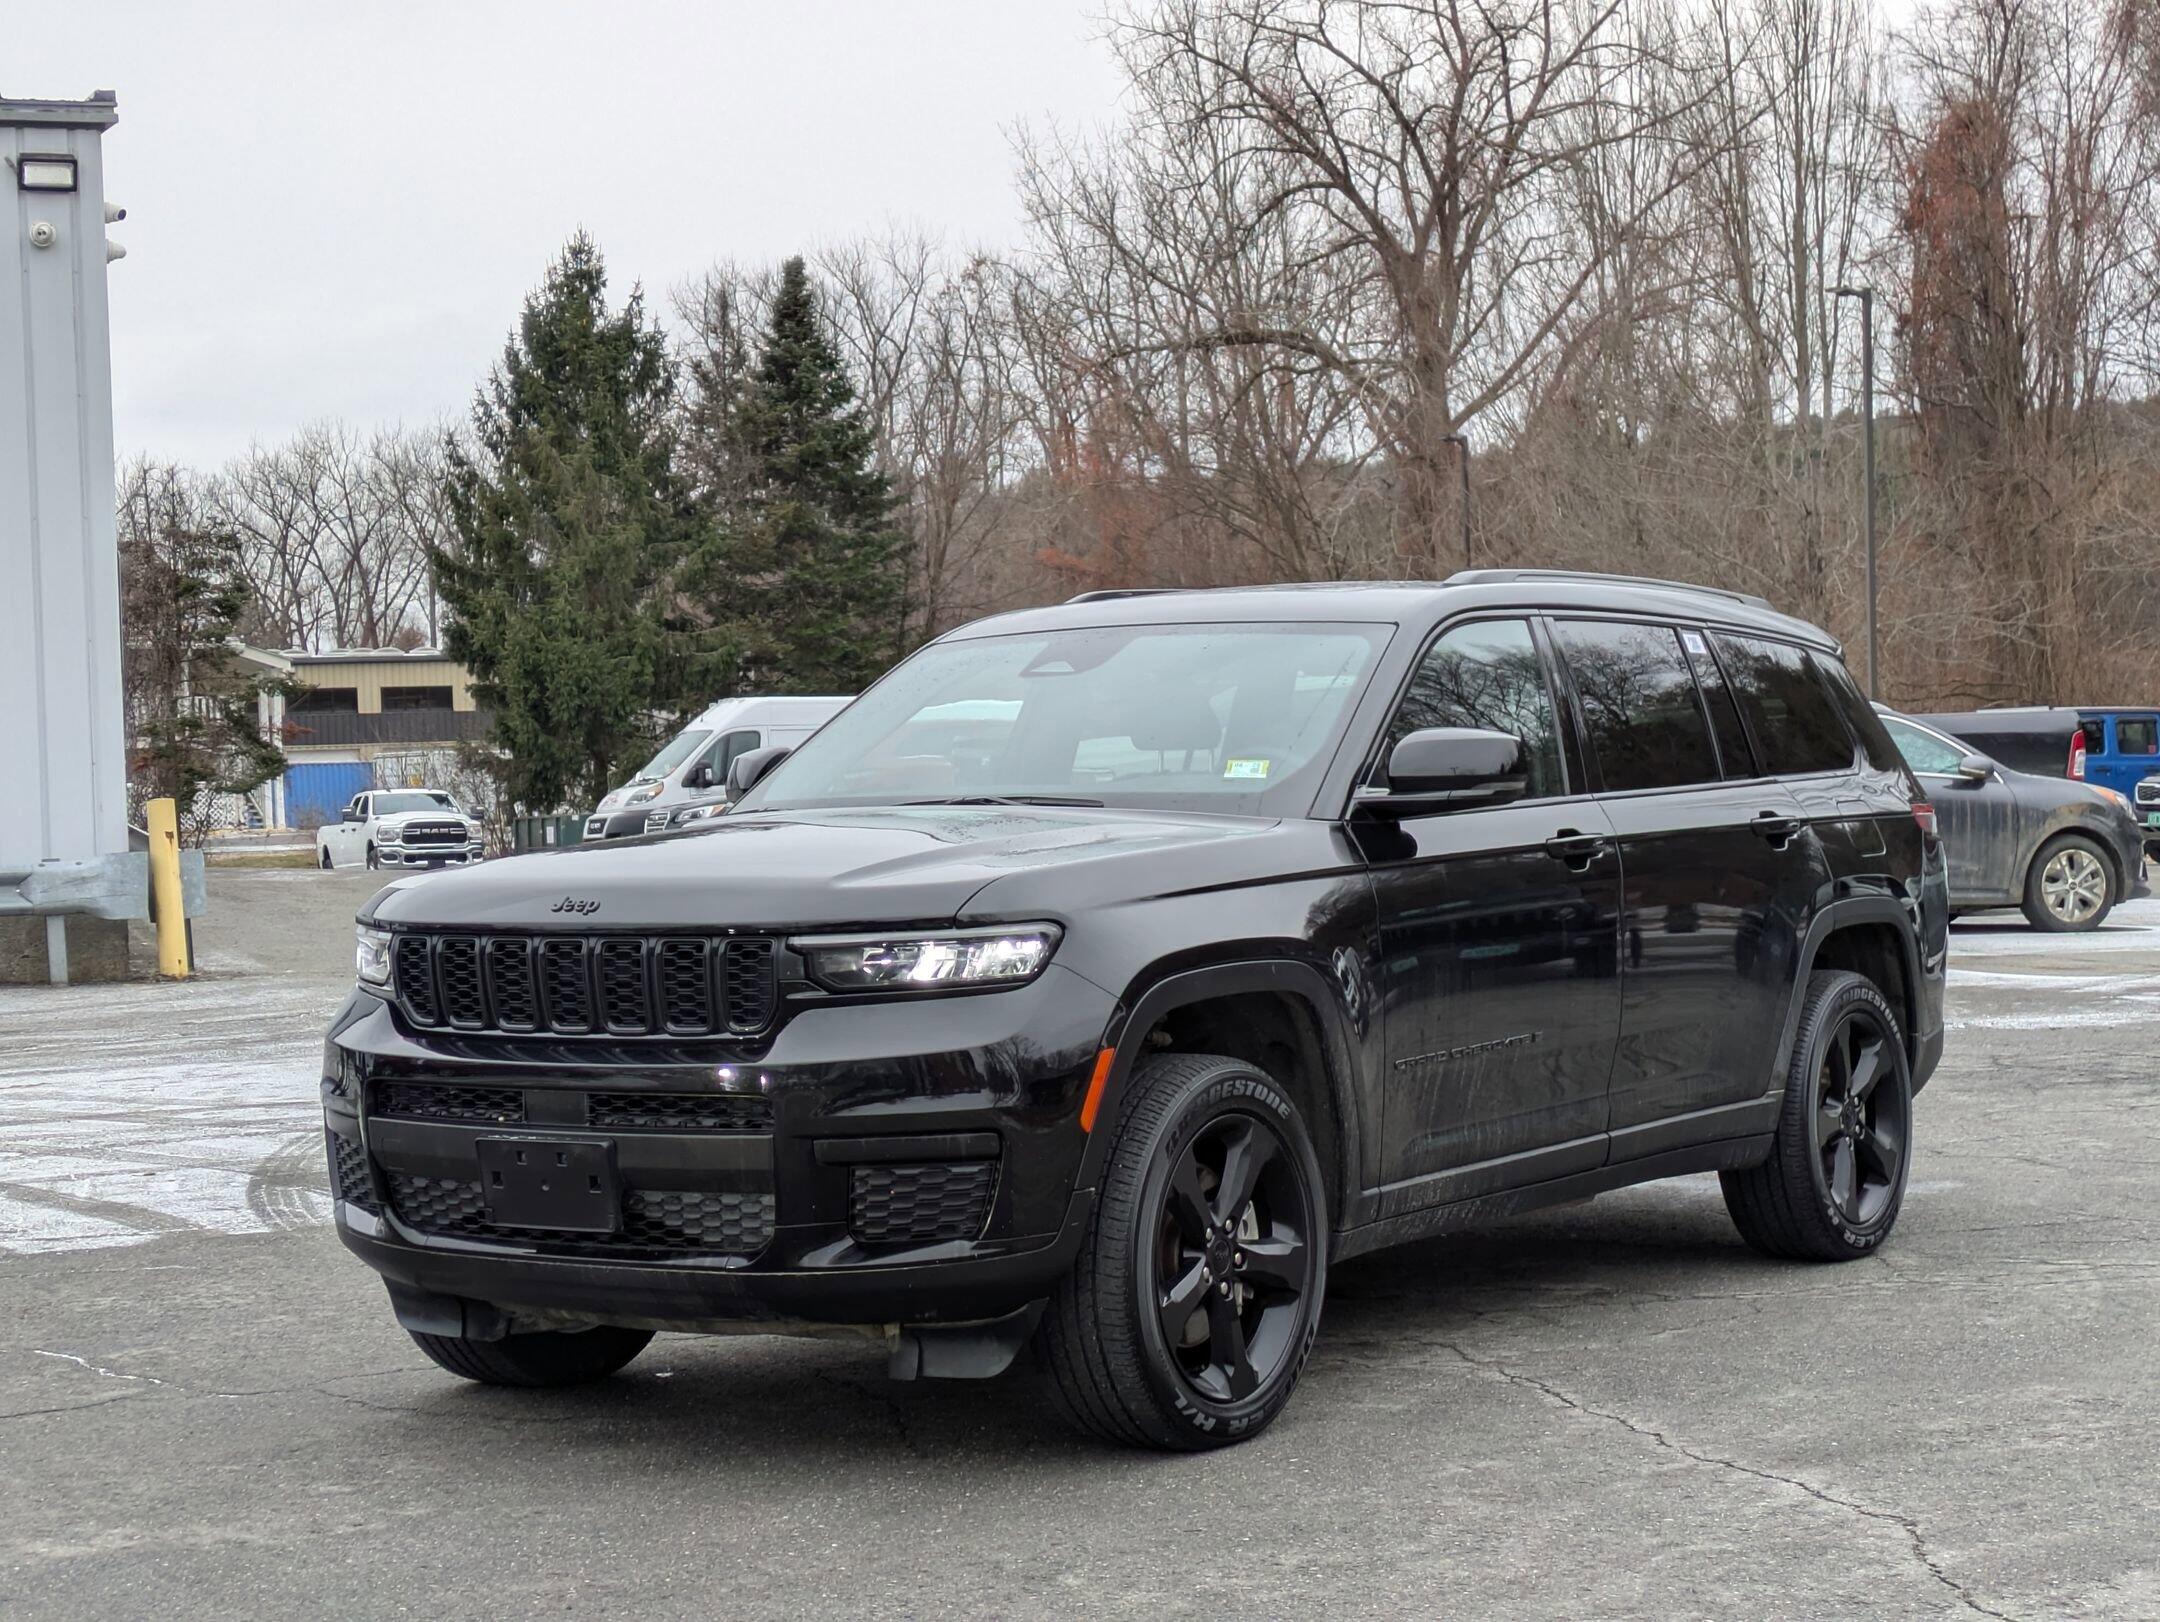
[584,695,851,839]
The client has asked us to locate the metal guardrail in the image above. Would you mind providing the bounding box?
[0,850,203,919]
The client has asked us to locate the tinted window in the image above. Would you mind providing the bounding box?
[1381,618,1564,799]
[2115,716,2158,756]
[1713,634,1856,776]
[1553,620,1720,792]
[1883,716,1967,776]
[1811,654,1910,775]
[1677,626,1755,777]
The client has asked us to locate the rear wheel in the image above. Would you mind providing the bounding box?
[1035,1052,1328,1450]
[2023,833,2114,931]
[408,1324,653,1388]
[1722,970,1912,1261]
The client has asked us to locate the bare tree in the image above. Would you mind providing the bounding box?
[218,422,451,651]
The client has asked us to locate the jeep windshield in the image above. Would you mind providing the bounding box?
[738,622,1388,816]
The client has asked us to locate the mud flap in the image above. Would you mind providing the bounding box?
[887,1302,1045,1381]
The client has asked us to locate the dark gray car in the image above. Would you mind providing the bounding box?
[1879,709,2147,931]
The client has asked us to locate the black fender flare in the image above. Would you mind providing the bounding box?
[1772,895,1928,1087]
[1076,958,1368,1224]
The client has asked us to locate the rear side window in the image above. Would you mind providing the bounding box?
[1713,634,1857,776]
[2115,716,2158,756]
[1552,620,1720,792]
[1810,653,1909,776]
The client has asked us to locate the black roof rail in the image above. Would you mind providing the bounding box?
[1063,587,1188,604]
[1443,568,1775,613]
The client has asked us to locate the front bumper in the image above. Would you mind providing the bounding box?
[322,965,1115,1330]
[583,809,654,841]
[375,844,485,869]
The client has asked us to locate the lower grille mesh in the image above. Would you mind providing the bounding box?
[849,1160,997,1245]
[372,1080,525,1124]
[385,1174,774,1257]
[586,1091,772,1131]
[327,1132,377,1213]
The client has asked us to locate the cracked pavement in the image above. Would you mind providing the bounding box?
[2,875,2157,1618]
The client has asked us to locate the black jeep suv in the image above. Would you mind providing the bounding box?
[324,571,1947,1449]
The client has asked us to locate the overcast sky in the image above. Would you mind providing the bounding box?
[12,1,1126,467]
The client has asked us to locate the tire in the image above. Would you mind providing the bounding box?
[364,844,380,871]
[318,846,333,870]
[408,1324,653,1388]
[1721,970,1912,1262]
[2022,833,2114,931]
[1034,1052,1328,1450]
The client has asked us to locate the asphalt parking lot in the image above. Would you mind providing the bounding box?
[3,871,2156,1619]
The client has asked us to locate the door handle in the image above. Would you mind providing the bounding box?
[1543,829,1611,870]
[1751,811,1803,848]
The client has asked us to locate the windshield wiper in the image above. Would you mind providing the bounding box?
[901,794,1105,809]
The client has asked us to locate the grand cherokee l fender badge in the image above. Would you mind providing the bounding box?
[1391,1031,1544,1072]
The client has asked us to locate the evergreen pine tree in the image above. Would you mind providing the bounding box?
[706,257,905,692]
[432,233,723,812]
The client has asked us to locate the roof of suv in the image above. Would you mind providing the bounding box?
[946,571,1837,650]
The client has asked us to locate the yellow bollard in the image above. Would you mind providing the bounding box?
[145,796,191,978]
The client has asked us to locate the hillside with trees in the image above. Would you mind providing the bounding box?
[116,0,2160,817]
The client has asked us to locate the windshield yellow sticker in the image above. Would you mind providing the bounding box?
[1224,758,1272,780]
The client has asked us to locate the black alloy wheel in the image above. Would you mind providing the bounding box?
[1037,1052,1328,1449]
[1153,1111,1315,1405]
[1812,1002,1907,1231]
[1723,969,1913,1261]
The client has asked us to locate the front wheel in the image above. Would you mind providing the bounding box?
[1722,970,1912,1261]
[1035,1052,1328,1450]
[2023,833,2114,931]
[364,843,380,871]
[318,845,333,870]
[408,1324,653,1388]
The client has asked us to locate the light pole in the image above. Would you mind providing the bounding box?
[1441,432,1470,570]
[1834,285,1878,698]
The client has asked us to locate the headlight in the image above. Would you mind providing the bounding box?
[355,924,393,986]
[625,783,662,805]
[377,826,402,843]
[672,802,726,826]
[791,926,1061,992]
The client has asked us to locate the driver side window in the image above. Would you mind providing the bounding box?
[1380,618,1566,799]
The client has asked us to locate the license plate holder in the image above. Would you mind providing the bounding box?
[476,1136,620,1232]
[2144,811,2160,828]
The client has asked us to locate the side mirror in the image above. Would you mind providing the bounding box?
[727,744,792,800]
[342,808,363,823]
[1354,727,1527,818]
[1956,754,1996,782]
[685,762,714,790]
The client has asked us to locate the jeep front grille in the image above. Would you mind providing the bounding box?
[390,932,778,1038]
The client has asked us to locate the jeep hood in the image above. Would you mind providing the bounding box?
[361,804,1304,931]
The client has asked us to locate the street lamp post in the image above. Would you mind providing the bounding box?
[1834,285,1879,698]
[1441,433,1470,571]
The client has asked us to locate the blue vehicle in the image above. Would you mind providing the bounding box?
[2074,709,2160,802]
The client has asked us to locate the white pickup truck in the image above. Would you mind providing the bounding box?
[315,789,485,872]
